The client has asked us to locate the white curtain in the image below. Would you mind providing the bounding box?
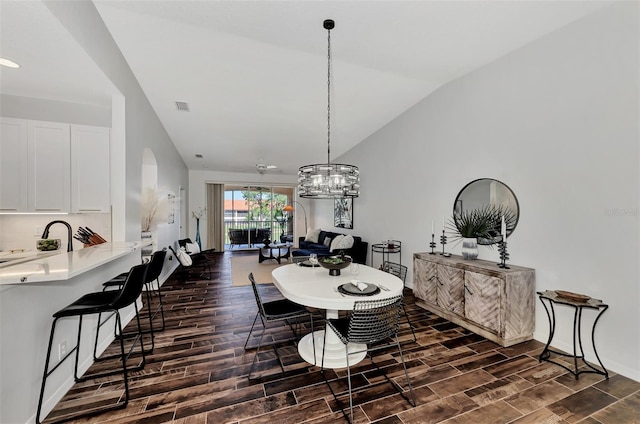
[206,183,225,252]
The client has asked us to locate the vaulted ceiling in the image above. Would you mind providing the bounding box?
[0,1,607,174]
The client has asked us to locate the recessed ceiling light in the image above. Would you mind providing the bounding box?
[0,58,20,68]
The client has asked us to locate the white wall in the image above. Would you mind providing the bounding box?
[0,3,188,423]
[315,3,640,380]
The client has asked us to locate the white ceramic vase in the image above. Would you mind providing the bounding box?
[462,237,478,260]
[141,231,153,255]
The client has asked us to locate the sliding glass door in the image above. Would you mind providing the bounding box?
[224,185,294,249]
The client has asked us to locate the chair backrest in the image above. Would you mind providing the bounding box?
[178,239,193,249]
[248,273,267,317]
[146,250,167,283]
[347,295,404,344]
[383,261,407,283]
[168,245,192,267]
[111,263,149,309]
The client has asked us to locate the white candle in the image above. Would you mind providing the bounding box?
[431,220,434,235]
[443,216,445,231]
[501,215,506,239]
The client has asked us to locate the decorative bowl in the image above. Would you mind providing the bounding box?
[318,255,352,276]
[37,239,61,251]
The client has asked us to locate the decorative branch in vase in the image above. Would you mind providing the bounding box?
[141,187,169,255]
[141,187,160,233]
[192,207,205,250]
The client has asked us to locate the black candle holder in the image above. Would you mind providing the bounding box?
[439,230,448,255]
[429,233,436,254]
[498,237,510,269]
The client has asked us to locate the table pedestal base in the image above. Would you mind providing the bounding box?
[298,330,366,369]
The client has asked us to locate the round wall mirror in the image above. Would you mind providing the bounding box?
[453,178,519,245]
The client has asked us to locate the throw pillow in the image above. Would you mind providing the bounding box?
[185,242,200,254]
[329,235,345,252]
[176,248,193,266]
[335,234,354,250]
[305,228,321,243]
[323,237,332,247]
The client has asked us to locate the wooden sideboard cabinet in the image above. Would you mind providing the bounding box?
[413,253,535,347]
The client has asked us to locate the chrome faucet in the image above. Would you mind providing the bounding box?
[41,220,73,252]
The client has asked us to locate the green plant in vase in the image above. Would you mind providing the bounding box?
[449,205,502,260]
[481,205,517,245]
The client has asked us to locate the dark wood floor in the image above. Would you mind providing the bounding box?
[44,251,640,424]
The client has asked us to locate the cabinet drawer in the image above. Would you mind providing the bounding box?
[464,271,502,333]
[437,264,464,315]
[0,118,28,211]
[413,258,437,304]
[28,120,71,212]
[71,125,110,212]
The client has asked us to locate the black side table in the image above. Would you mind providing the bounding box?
[537,290,609,380]
[258,243,291,264]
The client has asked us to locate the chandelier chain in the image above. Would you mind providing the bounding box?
[327,27,331,165]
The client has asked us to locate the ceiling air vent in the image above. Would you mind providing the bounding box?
[175,101,190,112]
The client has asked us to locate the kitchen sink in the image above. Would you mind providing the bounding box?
[0,251,61,268]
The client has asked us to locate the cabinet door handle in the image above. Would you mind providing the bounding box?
[465,285,474,295]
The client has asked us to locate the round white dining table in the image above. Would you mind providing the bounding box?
[272,263,404,369]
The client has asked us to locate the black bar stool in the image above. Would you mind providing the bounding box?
[98,250,167,354]
[36,263,149,424]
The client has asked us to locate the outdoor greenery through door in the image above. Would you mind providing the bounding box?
[224,185,294,249]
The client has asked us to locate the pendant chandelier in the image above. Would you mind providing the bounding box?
[298,19,360,199]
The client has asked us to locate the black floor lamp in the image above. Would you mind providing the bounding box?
[283,201,308,235]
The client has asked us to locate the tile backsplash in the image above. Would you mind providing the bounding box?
[0,213,111,252]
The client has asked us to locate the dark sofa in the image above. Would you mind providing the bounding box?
[293,230,368,264]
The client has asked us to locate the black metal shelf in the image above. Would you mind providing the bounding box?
[371,240,401,270]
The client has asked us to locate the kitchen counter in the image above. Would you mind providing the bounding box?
[0,240,152,424]
[0,241,147,285]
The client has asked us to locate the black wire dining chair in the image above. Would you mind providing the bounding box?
[321,295,416,423]
[383,261,417,341]
[244,272,315,380]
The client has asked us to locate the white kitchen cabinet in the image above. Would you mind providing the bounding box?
[0,118,28,211]
[27,120,71,212]
[413,253,535,347]
[0,118,111,214]
[71,125,111,213]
